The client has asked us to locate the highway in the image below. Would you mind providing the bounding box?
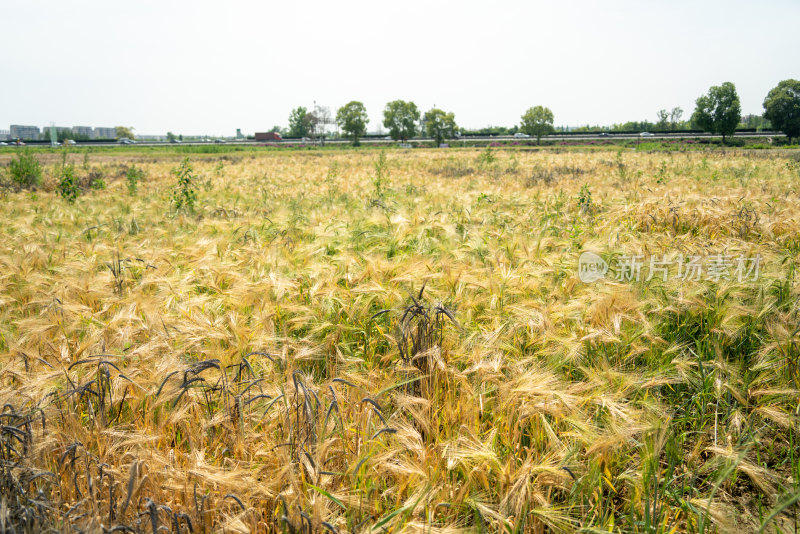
[6,131,784,148]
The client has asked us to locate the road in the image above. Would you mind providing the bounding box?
[7,131,783,148]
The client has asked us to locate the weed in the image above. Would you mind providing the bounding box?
[373,151,388,198]
[577,183,593,214]
[478,146,496,165]
[126,164,145,195]
[58,162,79,202]
[171,157,197,212]
[7,150,42,188]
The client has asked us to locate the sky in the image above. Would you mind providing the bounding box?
[1,0,797,136]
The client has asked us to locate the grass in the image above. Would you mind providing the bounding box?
[0,147,799,533]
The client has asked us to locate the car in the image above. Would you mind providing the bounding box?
[0,141,7,146]
[170,138,182,143]
[513,132,530,138]
[639,132,655,137]
[598,132,610,137]
[50,142,62,147]
[118,138,136,144]
[214,139,226,144]
[64,139,77,146]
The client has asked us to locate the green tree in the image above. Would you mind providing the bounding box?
[763,79,800,143]
[288,106,313,138]
[656,109,669,130]
[166,132,176,142]
[424,108,457,147]
[336,101,369,146]
[670,107,683,130]
[116,126,135,140]
[383,100,420,142]
[692,82,741,143]
[519,106,554,144]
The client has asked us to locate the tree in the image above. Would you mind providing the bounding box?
[763,79,800,143]
[656,109,669,130]
[383,100,420,142]
[166,132,177,142]
[288,106,313,138]
[424,108,457,146]
[336,101,369,146]
[670,107,683,130]
[692,82,741,143]
[116,126,135,139]
[519,106,554,144]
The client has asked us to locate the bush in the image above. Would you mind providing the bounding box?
[126,165,145,195]
[8,151,42,188]
[58,164,79,203]
[86,170,106,190]
[171,157,197,213]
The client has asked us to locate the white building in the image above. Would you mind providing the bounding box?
[10,125,40,140]
[72,126,93,138]
[93,127,117,139]
[0,129,9,140]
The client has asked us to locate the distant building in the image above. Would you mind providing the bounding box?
[0,129,9,140]
[10,125,40,140]
[72,126,93,138]
[93,127,117,139]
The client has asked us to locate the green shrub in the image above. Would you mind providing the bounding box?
[87,170,106,190]
[577,184,593,214]
[171,157,197,212]
[8,151,42,188]
[126,165,145,195]
[478,146,496,165]
[58,164,79,203]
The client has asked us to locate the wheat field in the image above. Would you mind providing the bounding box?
[1,147,799,533]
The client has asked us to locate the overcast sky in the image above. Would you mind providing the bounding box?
[2,0,797,136]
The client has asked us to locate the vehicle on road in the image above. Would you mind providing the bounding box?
[64,139,77,146]
[0,142,7,146]
[599,132,610,137]
[214,139,226,144]
[639,132,655,137]
[255,132,282,141]
[514,132,530,138]
[118,138,136,144]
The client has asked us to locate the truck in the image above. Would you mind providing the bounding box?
[255,131,282,142]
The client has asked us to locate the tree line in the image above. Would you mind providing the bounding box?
[272,79,799,145]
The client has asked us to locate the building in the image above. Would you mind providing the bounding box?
[10,125,40,140]
[93,127,117,139]
[72,126,93,138]
[0,130,9,140]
